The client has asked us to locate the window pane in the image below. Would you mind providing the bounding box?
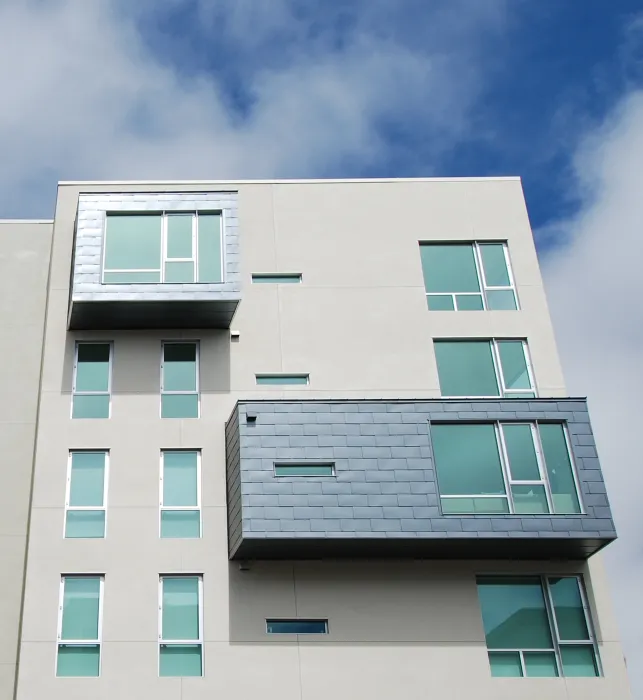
[431,424,506,497]
[441,497,509,514]
[548,577,590,641]
[511,485,549,514]
[72,395,110,419]
[498,341,531,390]
[76,344,110,392]
[163,344,197,392]
[57,645,100,677]
[434,341,499,397]
[69,452,105,506]
[420,244,480,293]
[162,578,199,640]
[161,394,199,419]
[539,424,581,514]
[166,214,193,258]
[266,620,328,634]
[65,511,105,538]
[486,289,517,310]
[198,214,223,283]
[256,375,309,385]
[479,243,510,286]
[477,577,553,649]
[163,452,198,506]
[455,294,484,310]
[488,651,522,677]
[160,644,202,677]
[524,651,558,677]
[103,271,161,284]
[427,295,455,311]
[104,214,161,270]
[165,261,195,283]
[502,424,540,480]
[560,645,599,677]
[61,578,100,640]
[274,464,335,477]
[161,511,201,538]
[252,274,302,283]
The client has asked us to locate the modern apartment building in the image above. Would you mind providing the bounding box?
[0,177,631,699]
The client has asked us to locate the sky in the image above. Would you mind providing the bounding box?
[1,0,642,693]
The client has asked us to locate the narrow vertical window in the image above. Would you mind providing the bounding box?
[160,451,201,538]
[161,342,199,418]
[56,576,103,677]
[65,452,108,538]
[72,343,111,418]
[159,576,203,676]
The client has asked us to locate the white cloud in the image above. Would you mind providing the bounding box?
[541,90,643,698]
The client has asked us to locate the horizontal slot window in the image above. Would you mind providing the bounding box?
[256,374,309,386]
[274,464,335,477]
[266,619,328,634]
[252,274,302,283]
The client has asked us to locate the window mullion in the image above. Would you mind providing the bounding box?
[473,243,488,309]
[532,424,554,513]
[193,213,199,282]
[490,341,505,397]
[496,423,515,513]
[543,577,564,677]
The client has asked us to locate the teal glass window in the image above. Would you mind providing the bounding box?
[434,339,534,398]
[65,452,107,538]
[420,242,518,311]
[57,576,102,677]
[266,619,328,634]
[160,577,203,676]
[432,422,579,515]
[160,451,201,538]
[256,374,309,386]
[252,273,302,284]
[161,342,199,418]
[103,212,222,284]
[274,464,335,477]
[72,343,111,419]
[477,576,599,678]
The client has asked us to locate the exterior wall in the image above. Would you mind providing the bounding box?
[0,221,52,700]
[14,179,630,700]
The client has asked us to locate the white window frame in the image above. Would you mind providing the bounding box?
[56,575,104,677]
[424,241,519,311]
[71,341,113,419]
[158,575,204,676]
[101,211,224,284]
[160,340,200,418]
[437,338,536,399]
[438,422,583,515]
[64,451,109,539]
[159,450,202,538]
[481,575,601,677]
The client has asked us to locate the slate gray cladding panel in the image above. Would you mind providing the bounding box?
[225,399,617,560]
[69,191,241,329]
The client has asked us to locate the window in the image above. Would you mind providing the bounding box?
[477,576,600,677]
[255,374,309,385]
[161,342,199,418]
[431,422,581,515]
[72,343,111,418]
[274,464,335,477]
[102,212,223,284]
[266,619,328,634]
[160,451,201,538]
[420,242,517,310]
[252,273,302,283]
[65,452,108,538]
[434,340,535,398]
[56,576,103,677]
[159,576,203,676]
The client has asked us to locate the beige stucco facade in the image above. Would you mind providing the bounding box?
[0,178,631,699]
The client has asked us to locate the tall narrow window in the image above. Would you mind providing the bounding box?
[434,339,535,398]
[65,452,108,538]
[160,451,201,538]
[72,343,111,419]
[102,212,222,284]
[159,576,203,677]
[476,576,600,677]
[420,242,518,311]
[161,342,199,418]
[56,576,103,677]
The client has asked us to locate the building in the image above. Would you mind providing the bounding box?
[0,177,631,699]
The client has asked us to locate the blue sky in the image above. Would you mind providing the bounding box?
[1,0,643,696]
